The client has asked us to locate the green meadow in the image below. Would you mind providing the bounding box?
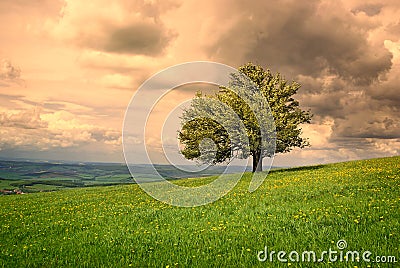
[0,156,399,267]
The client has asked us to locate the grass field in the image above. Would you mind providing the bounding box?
[0,156,399,267]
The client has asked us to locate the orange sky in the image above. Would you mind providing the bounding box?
[0,0,399,166]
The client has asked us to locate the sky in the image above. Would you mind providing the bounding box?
[0,0,399,167]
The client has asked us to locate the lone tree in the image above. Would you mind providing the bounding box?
[178,63,312,172]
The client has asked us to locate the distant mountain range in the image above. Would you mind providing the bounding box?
[1,158,283,193]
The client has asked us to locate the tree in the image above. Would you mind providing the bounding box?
[178,62,312,172]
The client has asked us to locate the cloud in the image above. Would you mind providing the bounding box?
[0,107,47,129]
[103,23,175,55]
[0,0,60,15]
[78,49,163,73]
[332,112,400,140]
[47,0,178,56]
[298,73,399,157]
[0,60,24,87]
[0,109,122,151]
[205,0,392,86]
[300,119,334,148]
[297,38,400,143]
[0,60,20,80]
[367,40,400,103]
[368,138,400,155]
[99,73,135,90]
[275,136,400,166]
[351,3,383,16]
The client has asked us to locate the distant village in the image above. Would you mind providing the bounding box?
[0,188,25,195]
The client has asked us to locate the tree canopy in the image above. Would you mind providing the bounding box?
[178,62,312,172]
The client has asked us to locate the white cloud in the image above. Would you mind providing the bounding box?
[0,109,121,151]
[368,138,400,155]
[301,119,334,148]
[0,107,46,129]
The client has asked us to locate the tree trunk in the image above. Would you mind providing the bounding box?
[252,150,263,172]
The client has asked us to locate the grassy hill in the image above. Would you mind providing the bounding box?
[0,156,399,267]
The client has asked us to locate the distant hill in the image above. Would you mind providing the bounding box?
[0,159,257,193]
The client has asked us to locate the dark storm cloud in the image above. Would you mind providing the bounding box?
[61,0,178,56]
[207,0,392,85]
[301,83,400,141]
[102,23,176,55]
[75,21,175,56]
[203,0,399,156]
[298,91,348,119]
[367,73,400,104]
[332,113,400,140]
